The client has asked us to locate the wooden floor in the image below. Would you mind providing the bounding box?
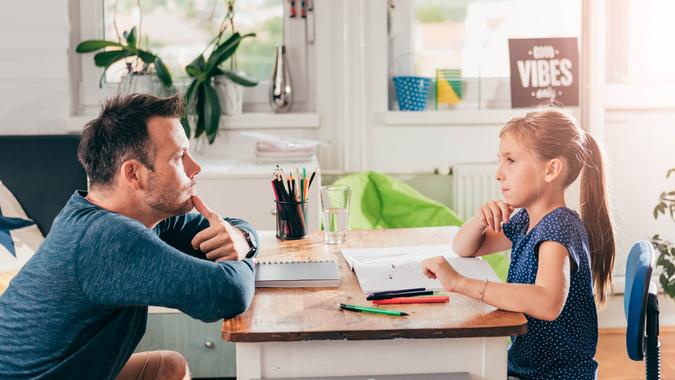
[596,327,675,379]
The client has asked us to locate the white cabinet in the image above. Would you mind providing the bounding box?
[195,158,321,232]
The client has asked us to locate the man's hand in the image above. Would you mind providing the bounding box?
[191,195,250,262]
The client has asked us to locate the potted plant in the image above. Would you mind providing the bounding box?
[76,26,174,96]
[182,0,258,144]
[651,167,675,299]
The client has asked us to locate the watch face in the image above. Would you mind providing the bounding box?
[245,231,256,248]
[243,230,257,258]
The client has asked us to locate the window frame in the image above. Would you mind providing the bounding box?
[386,0,583,114]
[75,0,314,115]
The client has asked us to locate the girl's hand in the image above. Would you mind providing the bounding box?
[477,200,514,232]
[421,256,464,292]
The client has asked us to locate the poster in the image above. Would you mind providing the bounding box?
[508,37,579,108]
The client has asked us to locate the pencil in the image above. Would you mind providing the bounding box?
[308,170,316,189]
[339,303,408,317]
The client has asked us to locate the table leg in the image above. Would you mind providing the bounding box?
[236,343,262,380]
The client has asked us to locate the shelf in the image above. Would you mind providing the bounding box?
[380,108,580,127]
[65,112,320,133]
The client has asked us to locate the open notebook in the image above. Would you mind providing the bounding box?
[340,245,500,294]
[255,259,340,288]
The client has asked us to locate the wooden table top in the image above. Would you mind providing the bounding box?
[221,227,528,342]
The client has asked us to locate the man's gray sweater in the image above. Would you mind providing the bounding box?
[0,191,257,379]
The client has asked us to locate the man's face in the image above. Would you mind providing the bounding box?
[143,117,201,217]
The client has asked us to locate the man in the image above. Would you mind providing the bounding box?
[0,94,258,379]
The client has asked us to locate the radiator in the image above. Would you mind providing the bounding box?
[451,162,501,220]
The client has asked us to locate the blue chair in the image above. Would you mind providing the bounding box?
[624,240,661,379]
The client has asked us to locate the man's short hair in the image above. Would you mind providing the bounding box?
[78,93,185,188]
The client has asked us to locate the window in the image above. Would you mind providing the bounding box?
[77,0,311,113]
[606,0,675,84]
[388,0,581,111]
[101,0,282,84]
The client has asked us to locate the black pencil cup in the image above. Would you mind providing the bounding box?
[275,200,308,240]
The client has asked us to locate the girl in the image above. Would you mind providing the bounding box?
[422,108,615,379]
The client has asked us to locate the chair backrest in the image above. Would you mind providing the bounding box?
[0,135,87,235]
[624,240,656,361]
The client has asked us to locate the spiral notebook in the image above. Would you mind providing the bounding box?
[255,259,341,288]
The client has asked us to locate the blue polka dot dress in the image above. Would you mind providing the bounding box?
[502,207,598,379]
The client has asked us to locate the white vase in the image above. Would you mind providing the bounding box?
[269,45,293,113]
[214,75,244,115]
[118,73,170,97]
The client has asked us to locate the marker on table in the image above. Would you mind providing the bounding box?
[367,290,434,301]
[372,295,449,305]
[369,287,425,297]
[339,303,408,317]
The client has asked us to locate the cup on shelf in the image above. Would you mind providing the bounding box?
[319,185,351,244]
[393,76,432,111]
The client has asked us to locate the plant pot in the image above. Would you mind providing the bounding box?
[118,73,171,97]
[214,75,244,115]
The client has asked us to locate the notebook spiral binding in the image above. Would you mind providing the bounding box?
[258,259,336,265]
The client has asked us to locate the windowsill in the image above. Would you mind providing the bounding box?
[65,112,321,133]
[610,274,668,295]
[380,109,533,127]
[379,108,581,127]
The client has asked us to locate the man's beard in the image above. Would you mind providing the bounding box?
[145,175,195,216]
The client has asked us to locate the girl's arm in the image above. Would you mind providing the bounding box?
[453,200,513,257]
[424,241,571,321]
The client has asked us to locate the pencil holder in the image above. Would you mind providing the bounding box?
[275,200,308,240]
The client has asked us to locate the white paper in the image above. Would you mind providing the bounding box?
[341,245,500,294]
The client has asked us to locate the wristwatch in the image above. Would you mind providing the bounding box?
[241,229,258,258]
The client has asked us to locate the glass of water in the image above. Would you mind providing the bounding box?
[320,185,351,244]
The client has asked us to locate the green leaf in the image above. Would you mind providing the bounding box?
[195,85,206,138]
[203,82,221,144]
[660,274,674,298]
[204,33,251,76]
[154,57,173,88]
[137,49,156,64]
[94,49,132,67]
[125,27,137,48]
[657,252,671,267]
[206,33,240,67]
[184,80,199,108]
[186,66,202,79]
[186,55,206,79]
[222,70,258,87]
[181,114,191,138]
[76,40,123,53]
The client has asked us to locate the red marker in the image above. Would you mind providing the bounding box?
[372,296,449,305]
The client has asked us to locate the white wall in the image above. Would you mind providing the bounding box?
[0,1,71,134]
[603,111,675,275]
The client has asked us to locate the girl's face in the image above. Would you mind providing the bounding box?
[496,132,546,208]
